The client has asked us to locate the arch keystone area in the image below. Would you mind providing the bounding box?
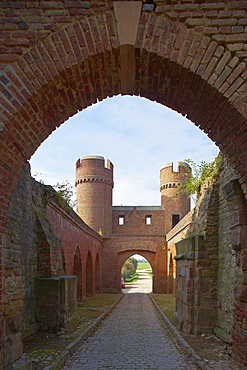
[114,1,142,94]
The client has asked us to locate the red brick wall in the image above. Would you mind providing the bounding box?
[112,206,166,234]
[46,200,102,299]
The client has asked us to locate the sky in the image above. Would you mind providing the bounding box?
[29,95,219,207]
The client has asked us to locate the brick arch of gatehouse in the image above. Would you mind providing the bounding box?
[1,1,247,367]
[117,247,168,294]
[118,250,156,292]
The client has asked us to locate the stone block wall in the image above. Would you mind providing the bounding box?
[172,157,247,366]
[215,162,238,343]
[181,166,237,342]
[222,178,247,366]
[35,276,79,333]
[3,164,103,368]
[174,235,217,335]
[3,164,68,367]
[3,164,39,368]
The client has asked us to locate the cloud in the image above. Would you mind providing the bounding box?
[30,95,218,206]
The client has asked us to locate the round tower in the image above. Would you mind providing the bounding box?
[160,162,191,232]
[75,155,114,238]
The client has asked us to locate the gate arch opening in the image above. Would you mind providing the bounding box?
[121,254,153,294]
[119,251,155,293]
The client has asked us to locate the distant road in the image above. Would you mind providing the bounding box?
[123,270,152,294]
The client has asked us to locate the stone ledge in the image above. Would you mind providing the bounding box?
[174,251,196,260]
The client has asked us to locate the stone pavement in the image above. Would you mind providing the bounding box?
[61,293,198,370]
[124,270,152,294]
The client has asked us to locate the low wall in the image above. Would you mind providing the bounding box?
[35,275,79,333]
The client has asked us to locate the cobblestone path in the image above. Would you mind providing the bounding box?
[61,294,198,370]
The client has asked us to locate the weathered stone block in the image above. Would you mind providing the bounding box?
[175,235,204,256]
[242,251,247,271]
[231,225,247,250]
[3,332,23,368]
[4,355,32,370]
[35,275,79,333]
[214,326,232,344]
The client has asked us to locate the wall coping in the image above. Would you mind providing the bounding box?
[47,200,102,242]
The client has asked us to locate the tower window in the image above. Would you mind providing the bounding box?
[118,216,125,225]
[145,215,152,225]
[172,214,180,228]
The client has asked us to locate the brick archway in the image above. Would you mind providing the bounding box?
[119,250,155,292]
[1,3,247,236]
[1,1,247,365]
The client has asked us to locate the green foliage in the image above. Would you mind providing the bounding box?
[53,180,76,209]
[128,257,138,270]
[121,257,138,280]
[124,272,139,283]
[176,154,222,197]
[151,294,176,322]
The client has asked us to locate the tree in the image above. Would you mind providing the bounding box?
[121,257,138,280]
[176,154,222,199]
[53,180,76,209]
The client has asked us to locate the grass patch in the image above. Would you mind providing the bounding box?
[23,293,121,367]
[77,293,121,320]
[151,294,175,322]
[137,262,151,270]
[125,272,139,283]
